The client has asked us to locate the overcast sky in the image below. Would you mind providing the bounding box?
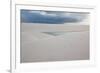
[21,9,88,24]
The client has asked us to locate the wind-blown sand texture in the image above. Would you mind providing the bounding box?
[21,23,89,63]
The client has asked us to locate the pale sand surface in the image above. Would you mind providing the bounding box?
[21,23,89,63]
[21,23,89,32]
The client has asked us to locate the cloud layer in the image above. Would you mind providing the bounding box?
[21,10,88,24]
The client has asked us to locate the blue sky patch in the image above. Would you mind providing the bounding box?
[21,9,88,24]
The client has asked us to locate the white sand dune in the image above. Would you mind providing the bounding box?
[21,23,89,32]
[21,23,89,63]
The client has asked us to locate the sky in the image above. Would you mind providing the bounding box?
[21,9,89,24]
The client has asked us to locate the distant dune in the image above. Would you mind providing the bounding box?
[21,23,89,32]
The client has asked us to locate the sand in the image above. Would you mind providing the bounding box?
[20,23,89,63]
